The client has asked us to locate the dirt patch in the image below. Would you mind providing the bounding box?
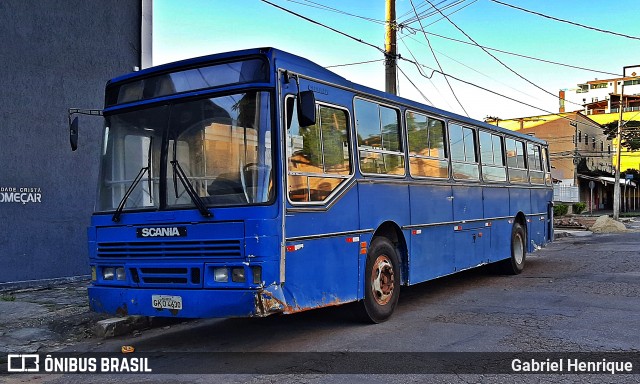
[590,215,628,233]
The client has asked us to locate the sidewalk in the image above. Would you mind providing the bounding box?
[0,279,105,353]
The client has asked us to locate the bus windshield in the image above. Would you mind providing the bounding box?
[98,91,273,212]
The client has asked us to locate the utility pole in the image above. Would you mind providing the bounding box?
[385,0,397,95]
[613,81,624,220]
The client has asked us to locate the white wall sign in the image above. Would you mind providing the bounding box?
[0,187,42,204]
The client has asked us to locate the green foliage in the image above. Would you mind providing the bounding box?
[573,202,586,214]
[1,295,15,302]
[554,203,568,217]
[603,120,640,151]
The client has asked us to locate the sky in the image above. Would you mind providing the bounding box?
[152,0,640,121]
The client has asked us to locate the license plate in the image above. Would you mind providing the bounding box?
[152,295,183,310]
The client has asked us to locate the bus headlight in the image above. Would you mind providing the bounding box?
[116,267,126,281]
[231,267,245,283]
[214,268,228,282]
[252,266,262,284]
[103,267,115,280]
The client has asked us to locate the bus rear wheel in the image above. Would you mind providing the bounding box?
[500,222,526,275]
[358,237,400,323]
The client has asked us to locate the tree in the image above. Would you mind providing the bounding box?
[603,120,640,151]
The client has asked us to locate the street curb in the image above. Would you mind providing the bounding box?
[93,316,149,338]
[93,316,184,339]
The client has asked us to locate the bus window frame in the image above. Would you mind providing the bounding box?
[527,142,546,185]
[542,146,552,186]
[505,137,530,185]
[284,94,354,206]
[405,109,451,181]
[353,96,406,178]
[478,129,508,184]
[447,121,480,182]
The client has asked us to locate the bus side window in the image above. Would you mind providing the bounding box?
[407,111,449,178]
[286,96,351,203]
[506,138,528,183]
[449,123,479,180]
[528,143,545,184]
[355,99,405,176]
[479,131,506,182]
[542,147,552,185]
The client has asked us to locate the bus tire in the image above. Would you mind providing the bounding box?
[500,222,526,275]
[358,237,401,323]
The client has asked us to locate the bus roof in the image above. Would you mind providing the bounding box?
[108,47,547,146]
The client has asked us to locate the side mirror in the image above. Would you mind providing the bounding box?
[297,91,316,127]
[70,116,79,151]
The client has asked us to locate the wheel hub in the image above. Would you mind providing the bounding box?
[371,255,395,305]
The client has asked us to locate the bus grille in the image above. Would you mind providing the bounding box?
[96,240,242,259]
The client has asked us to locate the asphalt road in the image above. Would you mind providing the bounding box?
[5,230,640,383]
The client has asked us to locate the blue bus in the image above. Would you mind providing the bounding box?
[77,47,553,323]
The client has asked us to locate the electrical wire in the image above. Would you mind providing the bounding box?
[274,0,623,78]
[398,55,605,130]
[325,59,384,68]
[400,31,621,77]
[260,0,385,54]
[489,0,640,41]
[397,64,434,105]
[397,0,449,20]
[286,0,387,25]
[260,0,626,133]
[409,0,469,116]
[420,0,584,108]
[401,0,471,25]
[400,38,458,111]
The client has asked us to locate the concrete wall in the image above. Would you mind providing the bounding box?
[0,1,141,284]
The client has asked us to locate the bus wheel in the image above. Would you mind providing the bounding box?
[358,237,400,323]
[500,222,526,275]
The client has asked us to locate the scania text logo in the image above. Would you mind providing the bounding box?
[136,226,187,238]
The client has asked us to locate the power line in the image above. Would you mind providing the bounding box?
[401,0,470,25]
[397,64,434,105]
[273,0,622,79]
[285,0,386,25]
[420,0,584,108]
[397,0,452,21]
[490,0,640,41]
[325,59,384,68]
[400,31,621,77]
[261,0,611,131]
[398,55,605,130]
[409,0,469,117]
[400,38,458,111]
[260,0,385,54]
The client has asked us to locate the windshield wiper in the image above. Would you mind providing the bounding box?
[112,167,149,222]
[171,159,213,218]
[112,137,154,222]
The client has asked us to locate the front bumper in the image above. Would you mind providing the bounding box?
[88,285,284,318]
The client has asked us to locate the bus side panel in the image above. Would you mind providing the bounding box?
[530,188,551,247]
[282,236,360,311]
[283,189,360,311]
[358,182,410,234]
[510,188,533,253]
[452,185,485,269]
[408,184,454,284]
[452,185,484,221]
[509,188,531,217]
[483,186,511,262]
